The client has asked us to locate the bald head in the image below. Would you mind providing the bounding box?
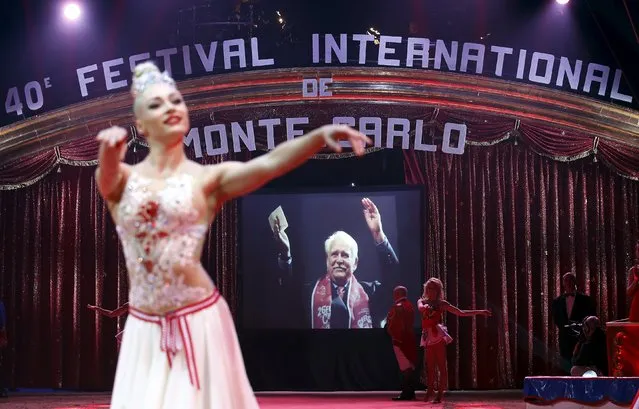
[562,272,577,295]
[393,286,407,302]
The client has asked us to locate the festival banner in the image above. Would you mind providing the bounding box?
[0,0,634,128]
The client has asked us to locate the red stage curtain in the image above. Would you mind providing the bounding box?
[0,147,244,389]
[404,144,639,389]
[1,130,638,390]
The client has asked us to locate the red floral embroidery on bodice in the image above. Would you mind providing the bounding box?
[116,171,210,311]
[420,300,444,330]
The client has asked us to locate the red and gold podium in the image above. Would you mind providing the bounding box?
[607,320,639,377]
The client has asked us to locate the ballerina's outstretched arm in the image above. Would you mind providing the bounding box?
[203,125,371,204]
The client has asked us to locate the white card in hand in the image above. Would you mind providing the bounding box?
[268,205,288,232]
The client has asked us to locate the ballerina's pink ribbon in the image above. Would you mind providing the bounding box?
[129,290,220,390]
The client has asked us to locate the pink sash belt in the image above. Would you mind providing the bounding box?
[129,290,221,389]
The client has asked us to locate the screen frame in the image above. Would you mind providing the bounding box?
[235,184,426,331]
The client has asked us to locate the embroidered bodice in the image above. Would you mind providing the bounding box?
[116,171,211,312]
[420,299,444,329]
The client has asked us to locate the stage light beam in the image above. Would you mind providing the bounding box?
[556,0,570,5]
[63,3,82,21]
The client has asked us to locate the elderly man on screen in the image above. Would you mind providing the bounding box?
[274,198,399,329]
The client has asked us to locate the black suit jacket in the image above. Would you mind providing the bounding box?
[551,293,597,358]
[276,238,399,328]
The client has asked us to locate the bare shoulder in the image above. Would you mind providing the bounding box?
[197,161,245,192]
[185,160,223,196]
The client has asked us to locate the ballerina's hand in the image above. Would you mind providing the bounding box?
[320,125,372,156]
[482,310,492,317]
[96,126,128,159]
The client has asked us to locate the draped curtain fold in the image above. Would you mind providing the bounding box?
[436,110,515,146]
[403,145,639,388]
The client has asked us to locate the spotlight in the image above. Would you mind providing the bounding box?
[351,182,356,187]
[556,0,569,4]
[63,3,82,21]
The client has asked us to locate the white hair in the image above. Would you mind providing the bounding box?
[324,231,358,260]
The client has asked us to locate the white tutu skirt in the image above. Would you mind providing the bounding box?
[420,324,453,347]
[110,292,260,409]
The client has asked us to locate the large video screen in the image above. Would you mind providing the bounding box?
[239,186,424,330]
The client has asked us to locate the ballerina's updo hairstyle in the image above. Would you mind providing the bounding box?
[130,62,177,112]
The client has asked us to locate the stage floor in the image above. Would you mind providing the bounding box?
[1,390,524,408]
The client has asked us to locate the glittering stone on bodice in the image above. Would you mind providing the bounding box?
[116,172,210,311]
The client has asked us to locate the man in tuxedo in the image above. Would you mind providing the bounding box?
[552,273,597,374]
[273,198,399,329]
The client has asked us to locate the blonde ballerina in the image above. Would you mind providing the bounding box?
[95,61,371,408]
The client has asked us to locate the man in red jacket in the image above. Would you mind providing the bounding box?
[386,286,418,401]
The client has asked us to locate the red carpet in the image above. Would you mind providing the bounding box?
[0,391,524,409]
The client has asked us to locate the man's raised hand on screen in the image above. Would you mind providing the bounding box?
[362,197,386,244]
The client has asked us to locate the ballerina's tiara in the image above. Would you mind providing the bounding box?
[131,69,176,97]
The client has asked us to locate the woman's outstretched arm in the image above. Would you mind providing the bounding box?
[441,301,491,317]
[204,125,371,204]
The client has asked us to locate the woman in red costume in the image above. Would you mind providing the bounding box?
[627,241,639,322]
[418,278,491,403]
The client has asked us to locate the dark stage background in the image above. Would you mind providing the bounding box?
[0,145,638,391]
[1,0,639,393]
[1,0,639,127]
